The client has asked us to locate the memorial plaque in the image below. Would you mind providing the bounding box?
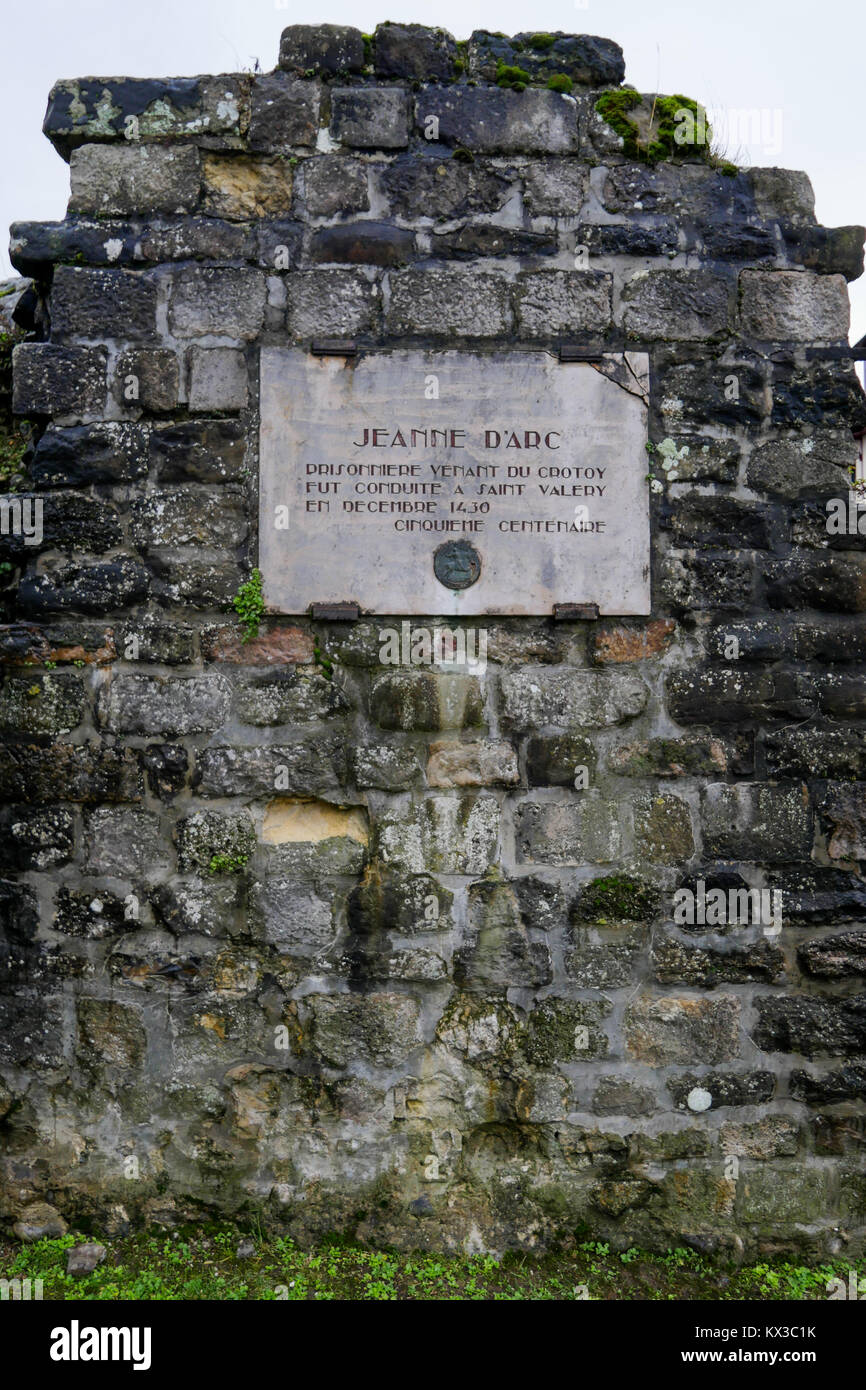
[259,348,651,616]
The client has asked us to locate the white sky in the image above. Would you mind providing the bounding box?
[2,0,864,340]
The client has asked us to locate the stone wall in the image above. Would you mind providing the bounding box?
[2,22,866,1257]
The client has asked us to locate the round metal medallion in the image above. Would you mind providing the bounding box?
[433,540,482,591]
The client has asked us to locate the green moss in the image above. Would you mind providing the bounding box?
[361,33,373,66]
[528,33,556,51]
[595,89,715,165]
[452,146,475,163]
[547,73,573,94]
[574,874,660,924]
[313,643,334,680]
[594,88,643,154]
[495,61,531,90]
[232,568,264,643]
[208,853,249,875]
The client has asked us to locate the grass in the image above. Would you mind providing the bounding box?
[1,1231,863,1302]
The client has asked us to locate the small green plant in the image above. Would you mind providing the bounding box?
[528,33,556,51]
[208,853,250,875]
[233,568,264,643]
[313,643,334,680]
[547,73,573,95]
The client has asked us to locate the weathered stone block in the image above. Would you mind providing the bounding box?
[652,934,784,987]
[235,672,350,726]
[16,558,150,615]
[701,783,813,862]
[633,793,695,864]
[304,991,423,1067]
[114,348,179,412]
[84,808,166,876]
[150,418,246,483]
[248,75,320,150]
[380,157,512,219]
[176,810,256,872]
[331,88,410,149]
[0,742,142,804]
[31,421,148,486]
[514,270,611,336]
[798,931,866,978]
[749,167,815,224]
[50,266,158,343]
[200,622,313,665]
[54,886,134,938]
[12,343,107,417]
[427,739,518,787]
[376,795,499,875]
[621,270,731,340]
[565,927,645,988]
[626,994,740,1065]
[130,486,247,550]
[77,998,145,1068]
[248,878,335,955]
[609,733,738,778]
[351,743,422,790]
[99,675,230,735]
[201,153,293,219]
[516,996,611,1064]
[432,224,556,260]
[285,270,379,338]
[456,878,553,990]
[69,144,201,215]
[0,672,85,735]
[754,995,866,1057]
[738,269,849,341]
[195,740,347,798]
[820,783,866,861]
[468,30,624,86]
[295,156,368,217]
[0,806,75,872]
[416,88,579,154]
[370,671,483,731]
[187,347,248,411]
[387,269,510,337]
[514,795,621,865]
[309,222,414,268]
[522,160,588,215]
[764,553,866,613]
[746,433,853,498]
[168,266,267,339]
[278,24,365,75]
[665,496,774,551]
[525,732,597,787]
[500,667,647,729]
[667,1070,775,1111]
[374,23,457,80]
[590,619,676,665]
[44,75,246,154]
[348,868,453,937]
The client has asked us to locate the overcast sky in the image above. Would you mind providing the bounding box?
[2,0,864,340]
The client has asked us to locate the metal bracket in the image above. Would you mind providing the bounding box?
[311,339,357,357]
[310,602,361,621]
[553,602,600,621]
[559,344,605,363]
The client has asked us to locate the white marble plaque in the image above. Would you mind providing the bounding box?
[259,348,650,616]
